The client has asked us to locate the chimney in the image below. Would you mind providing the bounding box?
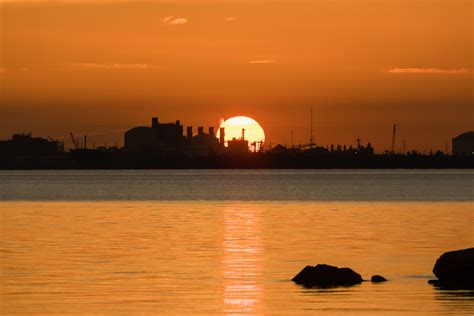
[219,127,225,145]
[198,126,204,135]
[209,127,215,136]
[176,120,180,126]
[187,126,193,140]
[152,117,158,128]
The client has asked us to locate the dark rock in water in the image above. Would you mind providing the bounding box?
[292,264,363,288]
[371,275,387,283]
[432,248,474,289]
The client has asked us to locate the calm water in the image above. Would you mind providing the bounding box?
[0,170,473,315]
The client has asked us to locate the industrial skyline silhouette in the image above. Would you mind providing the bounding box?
[0,115,472,169]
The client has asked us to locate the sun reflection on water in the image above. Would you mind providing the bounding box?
[223,207,264,315]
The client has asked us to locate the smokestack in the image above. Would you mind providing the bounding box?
[176,120,180,126]
[198,126,204,135]
[220,127,225,145]
[187,126,192,140]
[209,127,215,136]
[152,117,158,128]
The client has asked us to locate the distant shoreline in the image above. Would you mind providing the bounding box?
[1,153,473,170]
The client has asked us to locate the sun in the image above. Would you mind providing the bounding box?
[217,116,265,150]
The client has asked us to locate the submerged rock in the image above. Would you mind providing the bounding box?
[431,248,474,289]
[371,275,387,283]
[292,264,363,288]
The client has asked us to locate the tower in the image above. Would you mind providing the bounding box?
[220,128,225,146]
[187,126,193,141]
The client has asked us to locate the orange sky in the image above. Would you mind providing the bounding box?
[0,0,472,152]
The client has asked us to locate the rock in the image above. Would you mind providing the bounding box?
[292,264,363,288]
[431,247,474,289]
[371,275,387,283]
[428,279,439,285]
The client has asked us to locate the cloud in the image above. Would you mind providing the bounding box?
[387,67,470,75]
[162,16,188,25]
[70,63,152,70]
[162,16,174,23]
[225,17,238,21]
[248,60,276,64]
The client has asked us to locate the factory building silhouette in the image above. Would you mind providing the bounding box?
[452,131,474,156]
[124,118,186,152]
[0,133,64,157]
[124,117,246,157]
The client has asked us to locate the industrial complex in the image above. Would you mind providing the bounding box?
[0,115,473,169]
[125,118,229,157]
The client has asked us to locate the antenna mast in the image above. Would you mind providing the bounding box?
[391,124,397,153]
[310,106,315,148]
[291,130,294,149]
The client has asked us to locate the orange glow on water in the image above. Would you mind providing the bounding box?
[223,206,264,315]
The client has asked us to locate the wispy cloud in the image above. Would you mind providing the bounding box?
[162,16,188,25]
[70,63,152,70]
[248,60,276,64]
[388,67,470,75]
[225,17,238,21]
[162,16,174,23]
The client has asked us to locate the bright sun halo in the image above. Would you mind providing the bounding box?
[217,116,265,149]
